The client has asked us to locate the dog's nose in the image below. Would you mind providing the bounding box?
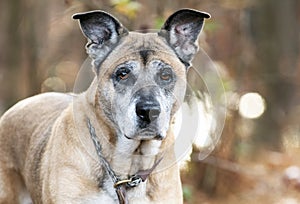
[136,102,161,124]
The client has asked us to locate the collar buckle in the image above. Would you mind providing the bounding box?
[127,175,143,188]
[113,175,143,188]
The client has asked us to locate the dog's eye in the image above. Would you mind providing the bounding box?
[116,67,130,81]
[160,68,173,81]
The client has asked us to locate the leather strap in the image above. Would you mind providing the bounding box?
[116,185,128,204]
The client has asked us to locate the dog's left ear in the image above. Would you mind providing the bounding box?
[159,9,210,67]
[73,11,128,73]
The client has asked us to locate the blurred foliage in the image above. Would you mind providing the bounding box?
[203,21,221,33]
[182,185,193,203]
[154,17,165,30]
[110,0,141,19]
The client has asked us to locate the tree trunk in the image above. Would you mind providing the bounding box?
[249,0,299,151]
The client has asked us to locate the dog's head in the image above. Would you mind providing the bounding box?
[73,9,210,141]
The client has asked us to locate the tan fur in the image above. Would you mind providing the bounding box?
[0,32,183,204]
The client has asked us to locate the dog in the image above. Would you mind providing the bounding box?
[0,8,210,203]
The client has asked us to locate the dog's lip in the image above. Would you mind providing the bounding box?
[124,134,133,140]
[124,133,165,141]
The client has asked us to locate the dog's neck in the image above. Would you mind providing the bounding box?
[111,136,163,176]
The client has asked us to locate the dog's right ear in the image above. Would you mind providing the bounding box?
[73,11,128,73]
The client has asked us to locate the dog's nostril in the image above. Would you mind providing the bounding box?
[149,109,160,120]
[136,103,161,124]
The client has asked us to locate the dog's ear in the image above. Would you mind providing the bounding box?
[158,9,210,67]
[73,11,128,73]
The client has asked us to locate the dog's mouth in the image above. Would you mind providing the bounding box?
[124,132,165,141]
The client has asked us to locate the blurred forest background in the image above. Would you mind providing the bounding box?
[1,0,300,203]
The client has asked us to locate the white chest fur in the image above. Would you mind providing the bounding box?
[86,179,149,204]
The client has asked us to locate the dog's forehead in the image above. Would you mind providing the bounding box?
[101,32,185,74]
[120,32,173,52]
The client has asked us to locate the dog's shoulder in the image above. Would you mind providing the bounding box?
[0,92,74,144]
[0,92,74,171]
[1,92,73,122]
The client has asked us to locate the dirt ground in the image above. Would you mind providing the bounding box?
[182,150,300,204]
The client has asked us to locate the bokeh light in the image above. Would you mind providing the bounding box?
[238,92,266,119]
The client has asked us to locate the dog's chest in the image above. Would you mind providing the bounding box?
[89,179,149,204]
